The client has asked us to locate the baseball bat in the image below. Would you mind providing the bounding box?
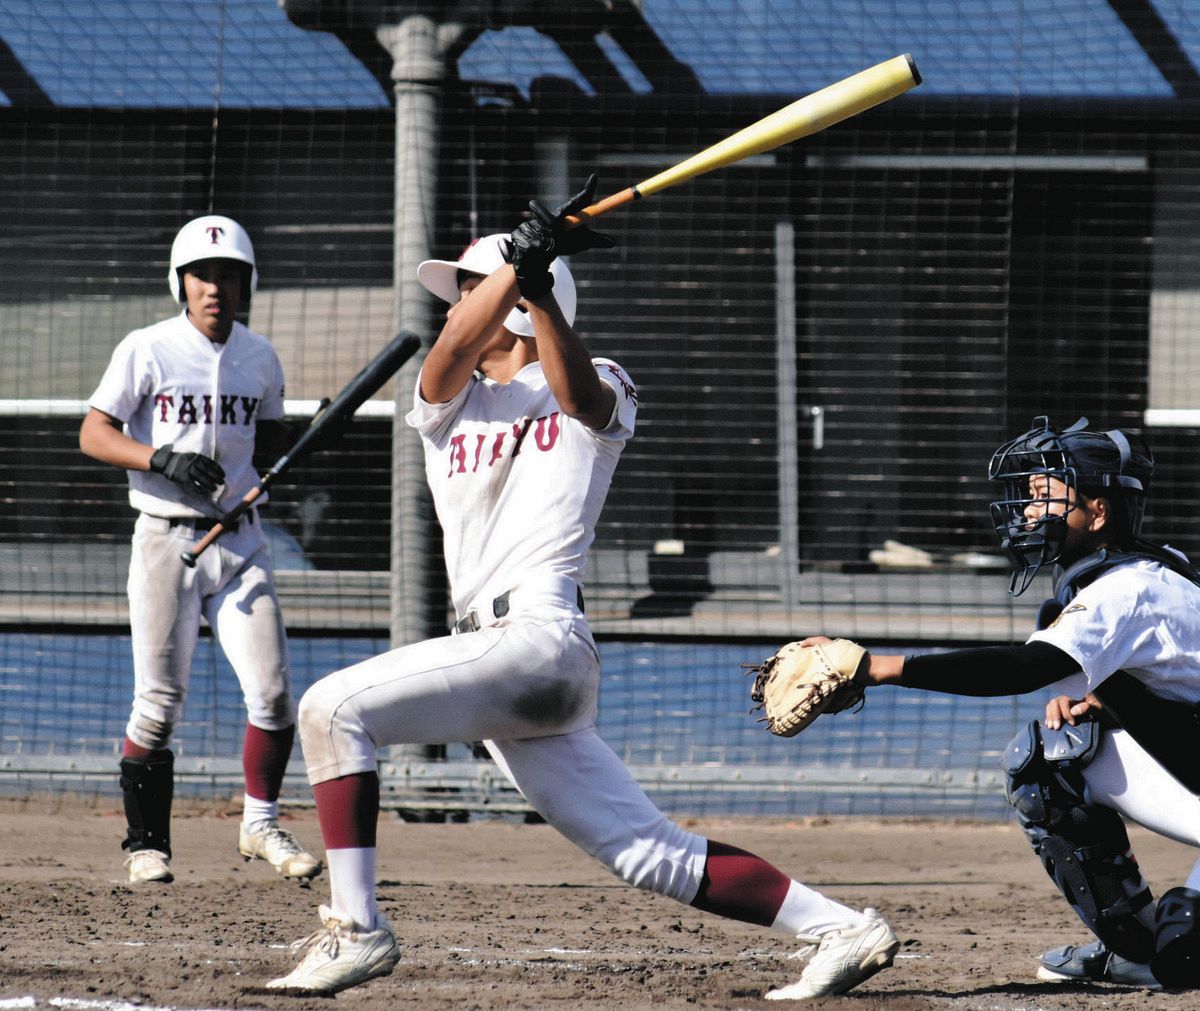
[181,330,422,567]
[567,53,921,225]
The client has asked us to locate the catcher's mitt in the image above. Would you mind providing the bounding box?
[746,638,868,737]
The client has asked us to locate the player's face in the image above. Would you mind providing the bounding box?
[1024,474,1107,552]
[182,258,244,342]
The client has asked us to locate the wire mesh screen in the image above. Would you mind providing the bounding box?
[2,0,1199,817]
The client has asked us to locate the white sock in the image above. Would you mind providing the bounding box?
[242,794,278,830]
[326,847,378,931]
[1185,856,1200,893]
[770,879,867,937]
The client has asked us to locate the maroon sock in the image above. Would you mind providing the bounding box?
[690,839,792,926]
[242,723,295,801]
[313,772,380,850]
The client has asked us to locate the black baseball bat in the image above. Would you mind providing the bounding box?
[181,330,422,567]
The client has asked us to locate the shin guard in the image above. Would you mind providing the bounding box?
[120,751,175,856]
[1153,886,1200,987]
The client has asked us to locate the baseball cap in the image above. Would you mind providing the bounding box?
[417,233,576,338]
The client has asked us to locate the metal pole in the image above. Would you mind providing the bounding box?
[775,219,800,611]
[377,15,450,649]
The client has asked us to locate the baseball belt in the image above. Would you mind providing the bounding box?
[166,509,256,534]
[453,584,585,635]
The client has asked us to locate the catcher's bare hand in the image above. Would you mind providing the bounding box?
[1044,692,1102,730]
[746,637,869,737]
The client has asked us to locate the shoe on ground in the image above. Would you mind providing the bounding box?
[125,848,174,884]
[766,907,900,1000]
[266,905,400,995]
[238,821,323,880]
[1037,940,1161,988]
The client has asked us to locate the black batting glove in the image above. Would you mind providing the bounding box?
[149,444,225,495]
[507,218,557,300]
[507,174,615,301]
[528,173,615,257]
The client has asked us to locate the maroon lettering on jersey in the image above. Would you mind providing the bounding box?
[220,394,239,424]
[533,411,560,451]
[202,394,214,424]
[471,432,487,472]
[239,396,260,424]
[511,418,532,458]
[602,363,637,403]
[154,394,175,421]
[488,431,507,467]
[178,394,198,425]
[448,433,468,476]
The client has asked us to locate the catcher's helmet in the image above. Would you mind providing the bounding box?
[988,416,1154,596]
[416,232,576,338]
[168,215,257,303]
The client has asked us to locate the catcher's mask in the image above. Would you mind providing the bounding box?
[988,416,1153,596]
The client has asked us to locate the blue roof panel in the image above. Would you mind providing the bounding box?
[0,0,388,108]
[0,0,1191,108]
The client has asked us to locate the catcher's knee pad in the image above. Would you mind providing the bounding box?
[1153,886,1200,987]
[1003,719,1155,963]
[120,751,175,857]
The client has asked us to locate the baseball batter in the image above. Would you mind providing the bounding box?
[79,215,320,885]
[265,180,899,1001]
[795,416,1200,990]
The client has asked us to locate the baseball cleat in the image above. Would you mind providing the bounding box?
[765,907,899,1000]
[266,905,399,994]
[125,848,174,884]
[1037,940,1161,988]
[238,822,323,880]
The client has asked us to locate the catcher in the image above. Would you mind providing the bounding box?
[748,416,1200,990]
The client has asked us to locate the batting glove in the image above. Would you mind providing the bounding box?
[508,174,615,300]
[149,444,225,495]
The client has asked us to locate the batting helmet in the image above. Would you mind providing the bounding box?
[988,416,1154,595]
[168,215,258,303]
[417,233,576,338]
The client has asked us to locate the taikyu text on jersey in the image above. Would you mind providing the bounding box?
[154,393,261,425]
[447,412,560,476]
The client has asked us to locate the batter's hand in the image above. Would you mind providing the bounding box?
[149,444,225,495]
[1044,692,1102,730]
[508,175,615,300]
[528,173,615,256]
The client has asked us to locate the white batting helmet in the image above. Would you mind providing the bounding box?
[416,233,576,338]
[168,215,258,302]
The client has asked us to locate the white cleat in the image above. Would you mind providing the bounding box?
[125,848,174,884]
[766,908,899,1000]
[266,905,400,995]
[238,822,323,880]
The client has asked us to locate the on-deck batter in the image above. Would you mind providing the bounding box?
[79,215,321,886]
[265,178,900,1001]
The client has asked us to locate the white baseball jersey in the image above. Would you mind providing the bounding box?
[406,357,638,616]
[1030,556,1200,704]
[88,311,285,517]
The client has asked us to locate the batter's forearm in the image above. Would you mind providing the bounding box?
[524,297,614,429]
[79,408,156,471]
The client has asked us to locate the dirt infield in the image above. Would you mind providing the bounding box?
[0,795,1193,1010]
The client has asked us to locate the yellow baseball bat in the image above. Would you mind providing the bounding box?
[568,53,920,225]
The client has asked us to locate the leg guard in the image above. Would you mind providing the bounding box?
[1003,720,1155,963]
[1153,886,1200,987]
[120,751,175,857]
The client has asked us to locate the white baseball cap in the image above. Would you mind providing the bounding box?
[168,214,257,302]
[417,233,576,338]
